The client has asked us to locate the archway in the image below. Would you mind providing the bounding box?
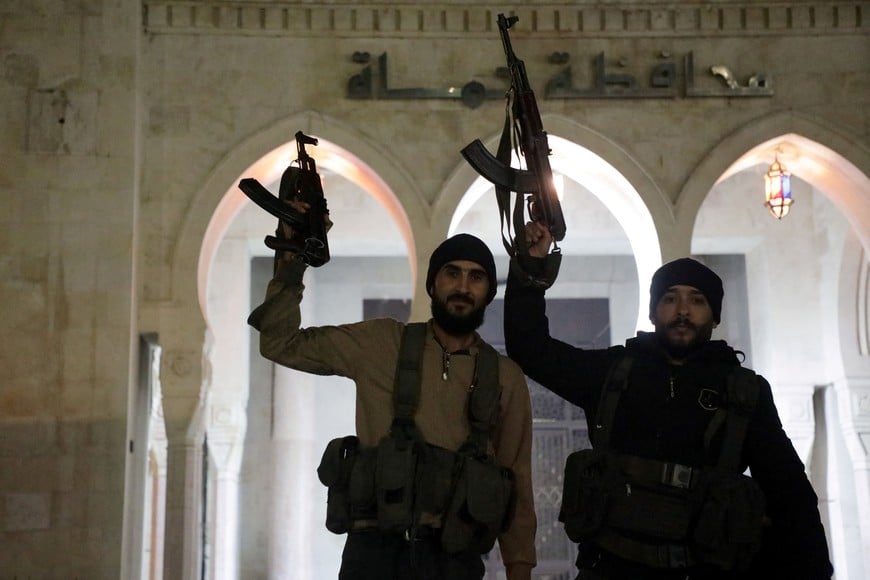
[160,111,429,580]
[439,117,670,334]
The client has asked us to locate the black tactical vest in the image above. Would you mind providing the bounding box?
[559,354,767,571]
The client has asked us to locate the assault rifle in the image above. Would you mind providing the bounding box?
[239,131,331,267]
[461,13,567,247]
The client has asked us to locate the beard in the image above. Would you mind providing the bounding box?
[431,294,486,336]
[654,317,714,359]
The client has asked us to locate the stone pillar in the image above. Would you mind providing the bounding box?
[269,365,317,579]
[146,348,168,580]
[206,409,245,580]
[163,431,205,580]
[203,237,252,580]
[148,450,167,580]
[158,333,208,580]
[836,378,870,578]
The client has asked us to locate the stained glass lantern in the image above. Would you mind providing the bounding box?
[764,158,793,219]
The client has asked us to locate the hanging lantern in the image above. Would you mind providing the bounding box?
[764,157,793,219]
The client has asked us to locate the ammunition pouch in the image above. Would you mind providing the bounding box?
[415,445,460,516]
[441,452,516,554]
[559,449,766,571]
[375,434,419,533]
[318,436,514,554]
[559,448,613,541]
[317,435,363,534]
[692,472,766,571]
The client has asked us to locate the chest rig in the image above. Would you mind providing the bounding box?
[559,354,767,571]
[317,323,516,554]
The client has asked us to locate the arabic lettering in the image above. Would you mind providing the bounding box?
[346,50,773,104]
[346,52,507,109]
[545,51,772,99]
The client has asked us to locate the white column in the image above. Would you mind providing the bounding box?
[161,435,205,580]
[207,413,245,580]
[270,365,317,580]
[835,378,870,579]
[149,452,167,580]
[204,237,252,580]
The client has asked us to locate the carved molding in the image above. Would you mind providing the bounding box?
[143,2,868,38]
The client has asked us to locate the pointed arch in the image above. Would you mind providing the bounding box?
[170,111,429,324]
[438,113,671,332]
[677,110,870,255]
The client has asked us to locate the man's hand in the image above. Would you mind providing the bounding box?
[274,200,333,263]
[277,200,310,240]
[524,221,552,258]
[276,200,333,240]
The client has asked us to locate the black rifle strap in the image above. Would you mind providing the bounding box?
[495,110,520,258]
[592,352,634,449]
[714,367,759,471]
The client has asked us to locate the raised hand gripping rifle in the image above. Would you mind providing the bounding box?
[461,14,565,285]
[239,131,331,267]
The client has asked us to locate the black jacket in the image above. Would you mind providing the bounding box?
[504,267,833,579]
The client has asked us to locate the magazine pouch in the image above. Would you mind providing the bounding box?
[560,448,614,542]
[374,434,418,533]
[316,435,359,534]
[692,473,766,571]
[441,454,515,554]
[415,445,459,516]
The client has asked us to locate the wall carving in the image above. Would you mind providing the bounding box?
[143,2,868,38]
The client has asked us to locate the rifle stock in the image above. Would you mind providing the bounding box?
[460,139,538,193]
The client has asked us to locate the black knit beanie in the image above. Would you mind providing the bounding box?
[649,258,724,323]
[426,234,497,304]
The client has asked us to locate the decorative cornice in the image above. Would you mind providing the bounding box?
[143,2,868,38]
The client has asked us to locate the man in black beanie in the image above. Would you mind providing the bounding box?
[647,257,724,361]
[425,233,498,337]
[250,230,537,580]
[503,222,833,580]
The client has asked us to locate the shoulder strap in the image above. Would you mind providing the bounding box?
[715,366,760,471]
[593,351,634,449]
[392,323,427,426]
[465,342,502,454]
[392,323,502,454]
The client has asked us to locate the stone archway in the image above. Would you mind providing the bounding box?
[676,111,870,256]
[156,110,431,579]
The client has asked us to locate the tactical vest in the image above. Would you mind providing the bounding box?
[559,354,767,571]
[316,323,516,554]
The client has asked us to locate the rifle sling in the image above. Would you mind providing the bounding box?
[494,112,520,258]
